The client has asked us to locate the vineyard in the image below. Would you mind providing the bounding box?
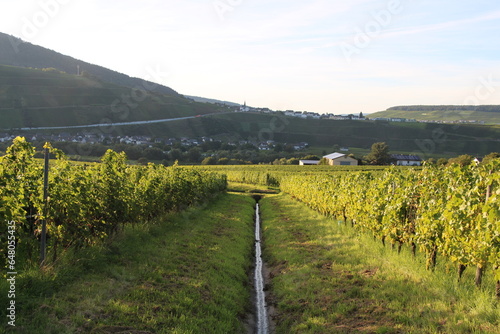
[0,137,227,267]
[199,162,500,295]
[2,140,499,289]
[1,137,499,331]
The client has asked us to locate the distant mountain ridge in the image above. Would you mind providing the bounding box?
[0,32,178,96]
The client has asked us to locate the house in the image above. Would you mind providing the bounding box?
[293,142,309,150]
[391,154,422,166]
[323,152,358,166]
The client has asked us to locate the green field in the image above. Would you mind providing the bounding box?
[370,106,500,124]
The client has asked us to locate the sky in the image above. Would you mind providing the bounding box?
[1,0,500,114]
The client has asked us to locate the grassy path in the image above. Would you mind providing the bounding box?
[260,193,500,334]
[2,193,255,333]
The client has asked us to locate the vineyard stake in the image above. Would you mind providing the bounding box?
[40,145,49,265]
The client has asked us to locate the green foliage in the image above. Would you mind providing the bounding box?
[365,142,391,165]
[201,156,217,165]
[277,160,500,289]
[483,152,500,164]
[0,193,255,333]
[437,158,448,166]
[447,154,474,166]
[318,157,329,165]
[371,105,500,123]
[0,64,218,130]
[261,193,500,333]
[301,155,320,160]
[0,137,227,267]
[387,105,500,112]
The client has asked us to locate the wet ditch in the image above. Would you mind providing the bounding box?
[245,194,274,334]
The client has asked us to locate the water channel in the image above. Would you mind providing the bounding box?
[254,202,269,334]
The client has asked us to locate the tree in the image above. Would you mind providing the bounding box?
[137,157,148,165]
[425,158,437,165]
[218,158,230,165]
[447,154,474,166]
[365,142,391,165]
[144,147,166,160]
[284,144,295,153]
[274,143,284,153]
[169,149,182,161]
[482,152,500,164]
[318,157,330,165]
[186,147,201,163]
[201,156,217,165]
[302,155,320,161]
[437,158,448,166]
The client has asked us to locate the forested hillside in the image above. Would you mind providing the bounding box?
[0,65,219,129]
[0,32,178,96]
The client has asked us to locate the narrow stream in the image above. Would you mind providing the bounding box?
[254,203,269,334]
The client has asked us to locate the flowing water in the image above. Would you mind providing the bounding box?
[254,203,269,334]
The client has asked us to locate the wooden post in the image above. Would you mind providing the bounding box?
[40,146,49,265]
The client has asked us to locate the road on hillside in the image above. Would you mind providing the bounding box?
[6,113,229,131]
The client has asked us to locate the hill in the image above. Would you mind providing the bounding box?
[13,111,498,157]
[369,105,500,124]
[0,64,221,129]
[0,32,178,96]
[202,113,500,156]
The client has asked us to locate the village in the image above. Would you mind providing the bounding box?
[233,103,488,124]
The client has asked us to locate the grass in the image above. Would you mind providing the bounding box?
[0,193,256,333]
[227,182,280,195]
[260,193,500,333]
[369,108,500,124]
